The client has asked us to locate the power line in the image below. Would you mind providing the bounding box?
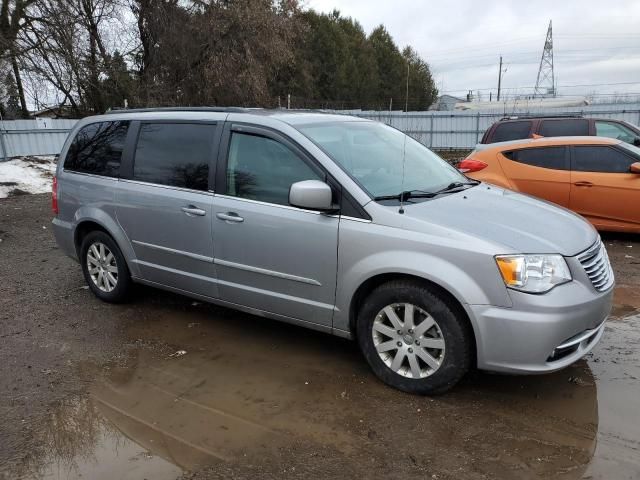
[440,81,640,94]
[426,39,640,59]
[432,54,640,71]
[425,33,640,57]
[429,45,640,65]
[556,33,640,39]
[422,37,541,57]
[432,55,640,72]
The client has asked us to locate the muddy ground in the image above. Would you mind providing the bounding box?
[1,194,639,480]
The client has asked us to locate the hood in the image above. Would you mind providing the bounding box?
[398,184,597,256]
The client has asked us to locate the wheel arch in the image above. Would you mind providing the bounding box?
[348,272,477,366]
[72,211,140,277]
[74,220,109,255]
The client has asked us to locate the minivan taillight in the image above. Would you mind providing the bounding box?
[52,176,59,215]
[458,158,488,173]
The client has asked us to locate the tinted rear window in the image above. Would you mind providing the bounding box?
[64,121,129,177]
[133,123,216,191]
[507,146,568,170]
[490,121,532,142]
[573,146,636,173]
[539,119,589,137]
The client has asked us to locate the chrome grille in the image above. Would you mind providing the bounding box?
[577,239,614,292]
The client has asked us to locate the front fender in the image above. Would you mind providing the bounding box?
[331,212,515,339]
[333,248,512,334]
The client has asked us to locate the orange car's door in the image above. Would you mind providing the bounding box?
[499,146,571,207]
[570,145,640,232]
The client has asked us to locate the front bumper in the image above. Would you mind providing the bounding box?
[468,278,613,374]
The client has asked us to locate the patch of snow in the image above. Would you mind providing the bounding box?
[0,156,57,199]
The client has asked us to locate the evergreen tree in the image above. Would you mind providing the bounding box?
[334,14,379,109]
[403,46,438,111]
[2,72,21,119]
[368,25,406,109]
[101,51,134,110]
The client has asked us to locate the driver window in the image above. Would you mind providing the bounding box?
[226,132,323,206]
[573,146,636,173]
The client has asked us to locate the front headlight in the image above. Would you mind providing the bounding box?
[495,254,572,293]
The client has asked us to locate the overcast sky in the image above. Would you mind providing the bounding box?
[305,0,640,101]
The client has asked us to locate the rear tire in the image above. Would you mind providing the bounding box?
[80,230,131,303]
[357,280,472,395]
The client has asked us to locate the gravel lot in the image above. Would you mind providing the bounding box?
[1,193,639,480]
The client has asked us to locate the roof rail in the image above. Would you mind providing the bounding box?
[499,113,584,121]
[104,106,249,114]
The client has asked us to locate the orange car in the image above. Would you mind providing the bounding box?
[459,136,640,233]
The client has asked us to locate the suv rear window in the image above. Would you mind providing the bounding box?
[539,119,589,137]
[489,121,532,142]
[64,121,129,177]
[133,123,216,191]
[507,146,568,170]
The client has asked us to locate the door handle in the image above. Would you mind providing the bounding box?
[181,205,206,216]
[573,181,593,187]
[216,212,244,223]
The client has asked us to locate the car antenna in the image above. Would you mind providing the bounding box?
[399,117,408,214]
[399,64,410,215]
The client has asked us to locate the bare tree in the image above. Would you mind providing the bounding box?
[12,0,437,114]
[17,0,125,114]
[128,0,303,107]
[0,0,37,116]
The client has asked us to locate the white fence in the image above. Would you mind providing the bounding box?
[2,104,640,159]
[0,118,78,159]
[342,104,640,150]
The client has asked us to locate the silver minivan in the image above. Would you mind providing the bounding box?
[52,108,614,394]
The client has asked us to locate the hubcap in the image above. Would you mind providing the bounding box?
[86,242,118,293]
[372,303,445,379]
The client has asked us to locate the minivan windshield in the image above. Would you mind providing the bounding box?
[298,121,470,201]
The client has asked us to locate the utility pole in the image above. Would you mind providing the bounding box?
[497,55,503,102]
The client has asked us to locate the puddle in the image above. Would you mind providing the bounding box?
[13,396,182,480]
[14,301,640,479]
[613,285,640,312]
[584,310,640,479]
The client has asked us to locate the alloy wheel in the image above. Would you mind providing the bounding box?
[86,242,118,292]
[372,302,446,379]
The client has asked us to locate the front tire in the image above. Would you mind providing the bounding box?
[80,230,131,303]
[357,280,472,395]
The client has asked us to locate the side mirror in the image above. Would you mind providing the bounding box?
[630,162,640,174]
[633,137,640,147]
[289,180,335,211]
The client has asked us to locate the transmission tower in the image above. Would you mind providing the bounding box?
[534,20,555,97]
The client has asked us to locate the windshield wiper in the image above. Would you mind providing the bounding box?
[373,181,479,202]
[434,180,479,194]
[373,189,438,202]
